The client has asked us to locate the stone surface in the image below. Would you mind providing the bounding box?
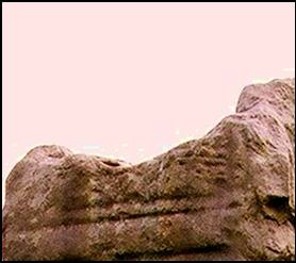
[2,78,295,261]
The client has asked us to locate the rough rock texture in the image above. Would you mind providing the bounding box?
[2,78,295,261]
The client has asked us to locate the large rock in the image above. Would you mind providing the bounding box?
[2,78,295,261]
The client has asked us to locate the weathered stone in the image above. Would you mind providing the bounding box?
[2,78,295,261]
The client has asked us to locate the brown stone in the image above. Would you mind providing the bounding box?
[2,78,295,261]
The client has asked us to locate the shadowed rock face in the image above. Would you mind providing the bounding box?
[2,78,295,261]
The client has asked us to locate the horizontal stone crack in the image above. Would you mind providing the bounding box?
[114,243,230,260]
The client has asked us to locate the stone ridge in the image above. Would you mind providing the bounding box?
[2,78,295,261]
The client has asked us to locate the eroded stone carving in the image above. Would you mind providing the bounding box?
[2,78,295,260]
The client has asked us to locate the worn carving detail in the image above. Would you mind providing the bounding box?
[2,78,295,261]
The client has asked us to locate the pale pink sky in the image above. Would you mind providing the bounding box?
[2,3,295,206]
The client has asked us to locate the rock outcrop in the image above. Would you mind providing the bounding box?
[2,78,295,261]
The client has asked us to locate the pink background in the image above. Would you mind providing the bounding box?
[2,3,295,206]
